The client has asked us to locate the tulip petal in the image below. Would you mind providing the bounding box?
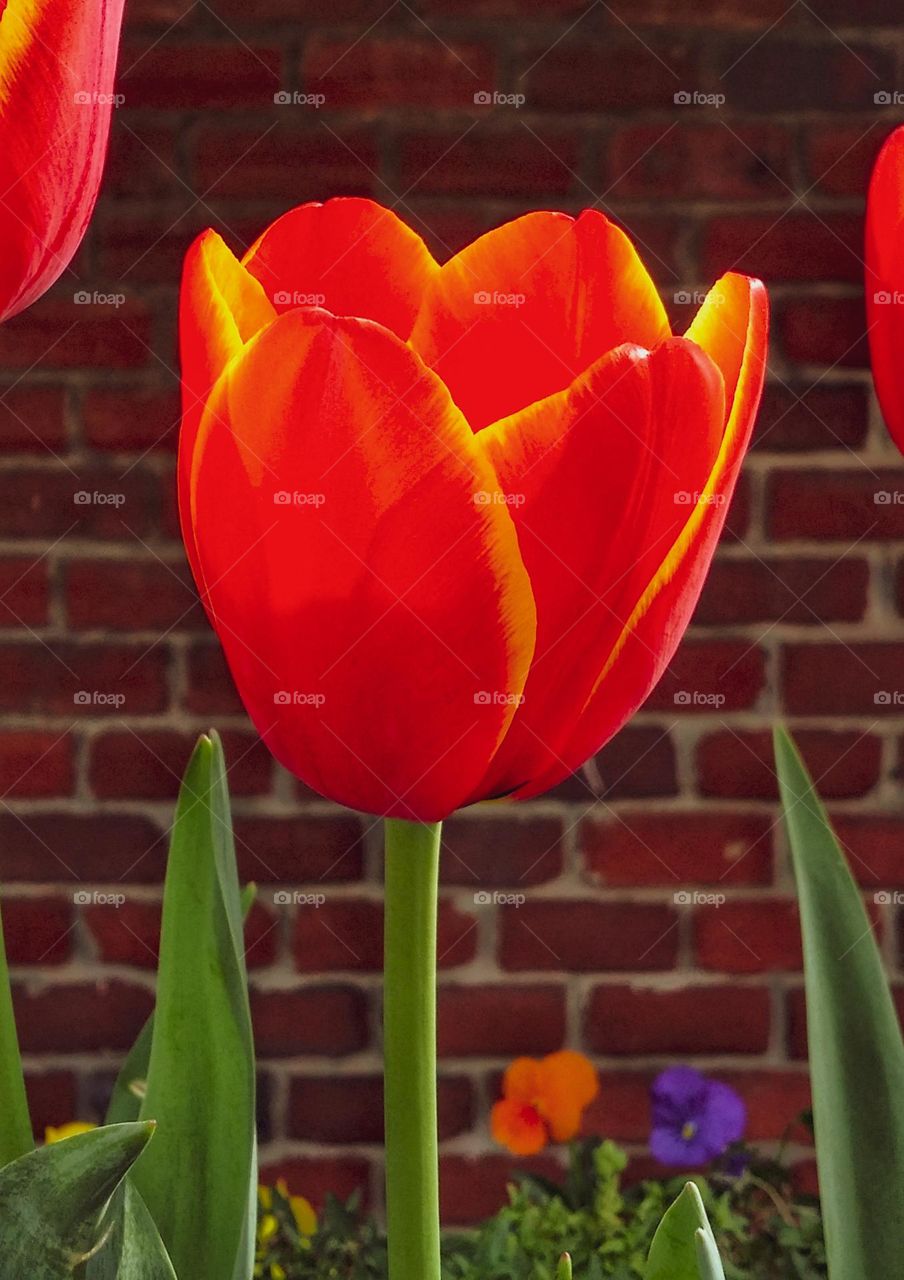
[866,126,904,451]
[514,275,767,799]
[491,1099,547,1156]
[410,210,670,431]
[469,337,725,801]
[0,0,126,321]
[178,230,276,592]
[241,197,440,340]
[185,308,536,820]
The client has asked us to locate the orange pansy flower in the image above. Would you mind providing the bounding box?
[491,1050,599,1155]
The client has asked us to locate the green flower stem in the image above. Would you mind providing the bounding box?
[383,817,442,1280]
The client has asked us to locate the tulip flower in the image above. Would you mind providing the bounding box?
[867,124,904,452]
[0,0,126,323]
[492,1050,599,1156]
[179,198,767,823]
[178,197,767,1280]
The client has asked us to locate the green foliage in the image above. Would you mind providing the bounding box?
[255,1140,827,1280]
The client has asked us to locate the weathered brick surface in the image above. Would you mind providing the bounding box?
[1,0,902,1224]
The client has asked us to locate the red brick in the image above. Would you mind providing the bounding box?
[783,644,904,715]
[500,901,678,972]
[0,643,168,716]
[252,986,369,1056]
[548,725,678,802]
[697,730,881,800]
[437,985,565,1056]
[693,899,802,973]
[585,984,771,1054]
[584,1072,652,1143]
[440,817,564,886]
[2,897,73,965]
[303,36,496,109]
[769,470,904,540]
[183,643,243,715]
[644,640,767,713]
[89,728,271,799]
[805,123,886,197]
[119,41,282,109]
[753,383,869,452]
[84,898,161,969]
[398,128,579,198]
[233,816,365,884]
[723,1070,812,1141]
[123,0,197,24]
[607,123,792,200]
[701,214,863,283]
[0,300,152,369]
[293,898,476,972]
[581,812,774,887]
[696,556,868,625]
[258,1156,371,1212]
[13,980,154,1052]
[779,297,869,369]
[66,558,201,631]
[0,813,165,883]
[604,0,789,21]
[216,0,399,18]
[0,386,67,451]
[0,558,49,627]
[0,732,74,798]
[104,120,180,198]
[524,37,699,112]
[424,0,588,11]
[287,1075,472,1142]
[193,125,378,201]
[82,385,181,451]
[832,815,904,887]
[26,1071,80,1135]
[0,466,163,539]
[440,1154,563,1224]
[721,38,892,112]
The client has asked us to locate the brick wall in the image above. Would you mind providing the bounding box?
[0,0,902,1224]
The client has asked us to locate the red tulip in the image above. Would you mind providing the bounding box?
[179,198,767,820]
[0,0,126,322]
[867,124,904,452]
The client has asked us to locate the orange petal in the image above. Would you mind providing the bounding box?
[536,1051,599,1143]
[0,0,127,320]
[502,1056,544,1103]
[866,126,904,452]
[241,197,439,340]
[184,309,536,820]
[516,275,767,799]
[178,230,276,593]
[491,1099,548,1156]
[410,210,670,431]
[468,337,724,801]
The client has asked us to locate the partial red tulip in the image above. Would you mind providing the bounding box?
[867,124,904,452]
[0,0,126,322]
[179,199,767,820]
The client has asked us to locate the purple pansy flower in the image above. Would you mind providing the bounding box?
[650,1066,746,1167]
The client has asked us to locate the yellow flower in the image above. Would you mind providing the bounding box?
[44,1122,97,1144]
[258,1181,317,1237]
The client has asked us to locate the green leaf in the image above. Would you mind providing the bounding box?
[0,1122,153,1279]
[645,1182,719,1280]
[85,1182,176,1280]
[775,725,904,1280]
[694,1227,726,1280]
[0,897,33,1164]
[105,882,257,1128]
[131,732,256,1280]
